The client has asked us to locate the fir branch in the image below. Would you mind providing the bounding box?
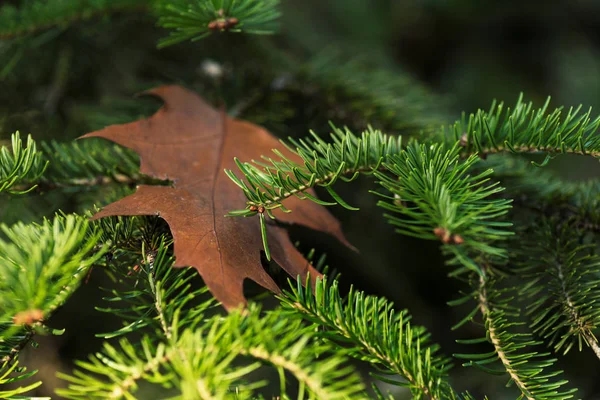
[0,214,105,398]
[0,132,47,194]
[0,323,36,366]
[230,94,600,227]
[0,214,105,325]
[59,305,366,399]
[229,128,512,268]
[451,270,577,400]
[483,154,600,226]
[226,125,400,214]
[0,213,104,373]
[374,142,513,268]
[444,94,600,164]
[95,238,215,339]
[229,307,366,399]
[517,221,600,359]
[40,138,146,188]
[155,0,281,48]
[0,0,150,40]
[7,137,161,192]
[279,276,458,400]
[0,357,44,399]
[57,336,175,399]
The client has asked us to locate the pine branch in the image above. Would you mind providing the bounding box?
[226,125,400,214]
[59,305,366,399]
[0,0,150,40]
[279,276,458,400]
[443,94,600,164]
[517,220,600,359]
[0,132,47,195]
[0,357,44,399]
[374,142,513,268]
[451,268,577,400]
[228,306,366,400]
[483,155,600,225]
[95,237,216,339]
[0,214,105,398]
[0,214,105,327]
[228,127,512,269]
[5,136,161,192]
[155,0,281,48]
[229,95,600,228]
[40,138,149,188]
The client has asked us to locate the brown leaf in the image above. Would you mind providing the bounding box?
[81,85,351,310]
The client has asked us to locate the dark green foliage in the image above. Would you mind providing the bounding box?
[226,125,402,217]
[517,221,600,356]
[452,275,577,400]
[0,0,148,39]
[156,0,281,48]
[295,51,448,133]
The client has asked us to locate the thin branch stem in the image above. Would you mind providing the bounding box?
[477,274,534,400]
[477,145,600,159]
[249,165,382,208]
[555,260,600,361]
[0,327,35,366]
[108,354,169,399]
[9,173,166,193]
[245,347,334,400]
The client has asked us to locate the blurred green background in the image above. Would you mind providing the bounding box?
[2,0,600,398]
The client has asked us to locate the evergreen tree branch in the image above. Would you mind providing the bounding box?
[229,307,366,400]
[95,236,215,339]
[481,155,600,227]
[0,132,47,195]
[516,221,600,359]
[5,136,162,193]
[0,214,105,327]
[155,0,281,48]
[475,274,533,399]
[39,138,149,188]
[279,276,458,400]
[229,95,600,227]
[57,336,175,399]
[0,214,106,398]
[226,125,400,213]
[450,267,577,400]
[0,358,44,399]
[0,0,150,40]
[443,94,600,164]
[373,142,513,267]
[59,305,366,399]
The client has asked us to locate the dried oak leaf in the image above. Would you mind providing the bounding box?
[81,85,351,310]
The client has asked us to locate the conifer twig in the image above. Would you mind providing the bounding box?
[477,275,533,400]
